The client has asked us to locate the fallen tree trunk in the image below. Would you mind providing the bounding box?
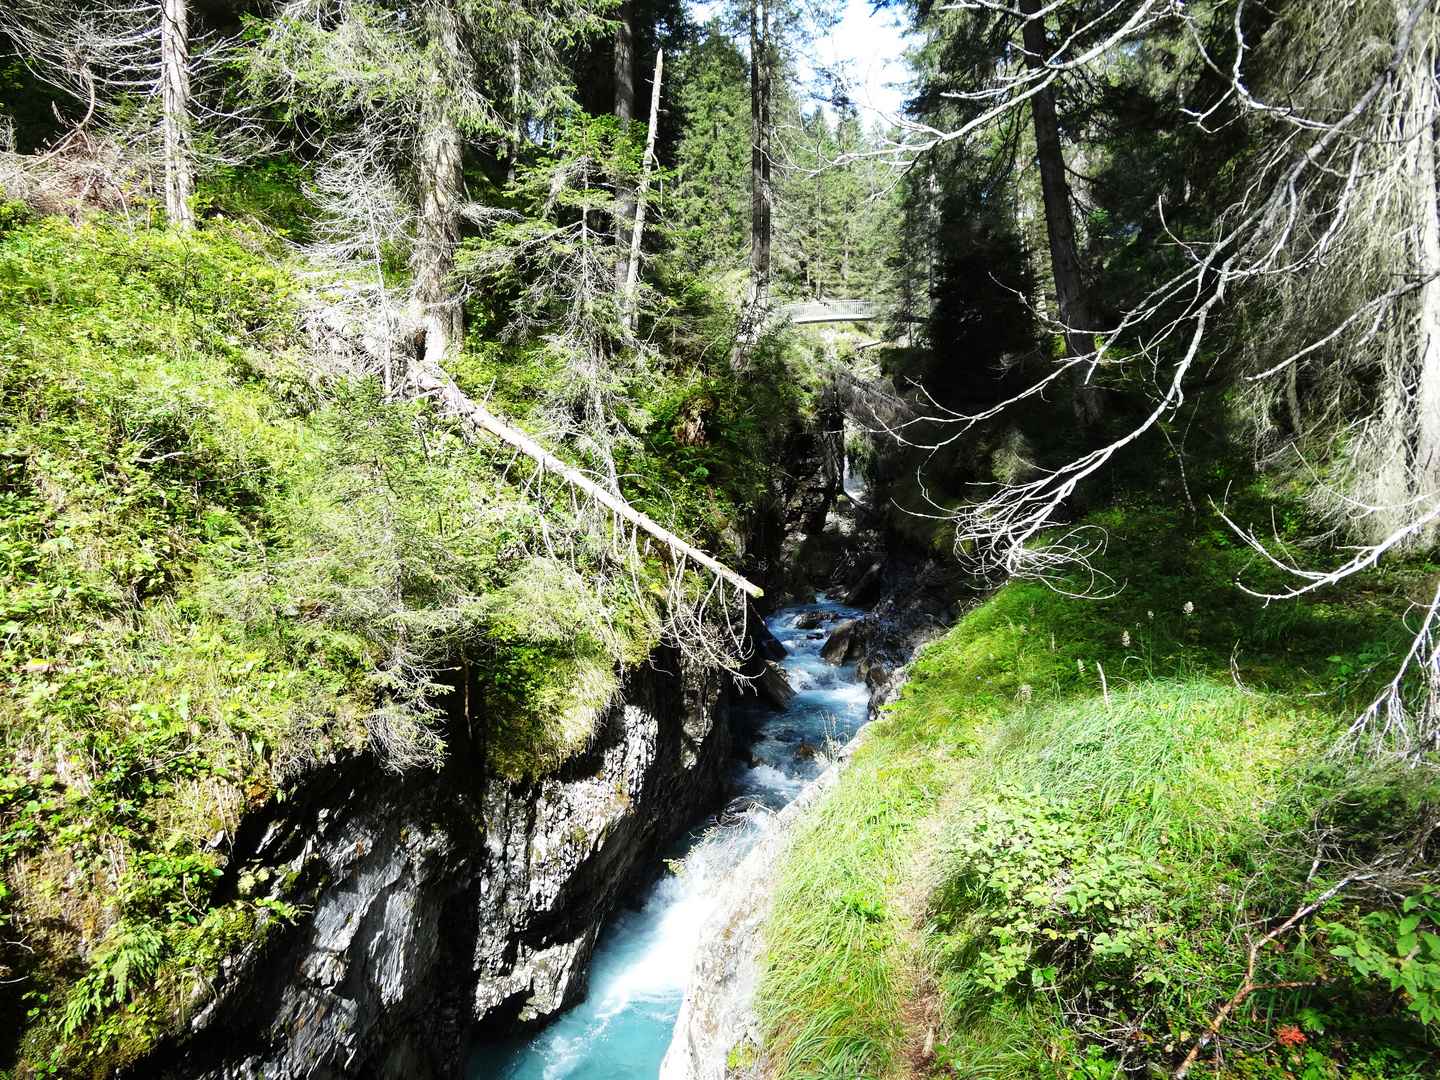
[409,364,763,598]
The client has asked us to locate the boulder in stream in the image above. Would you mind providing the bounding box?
[749,603,789,661]
[820,619,859,665]
[844,560,885,608]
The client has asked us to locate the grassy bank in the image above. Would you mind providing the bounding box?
[0,208,813,1076]
[755,507,1440,1079]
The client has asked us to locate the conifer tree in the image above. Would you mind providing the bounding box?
[246,0,609,363]
[0,0,201,228]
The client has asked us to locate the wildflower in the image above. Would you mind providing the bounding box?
[1077,659,1085,674]
[1122,630,1131,647]
[1183,601,1195,615]
[1276,1024,1306,1048]
[1018,684,1033,703]
[1147,610,1154,620]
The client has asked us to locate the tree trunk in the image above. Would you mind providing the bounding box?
[506,40,521,185]
[413,2,464,367]
[1402,7,1440,544]
[731,0,773,371]
[622,50,664,331]
[613,0,637,290]
[1019,0,1103,427]
[749,0,773,305]
[1369,6,1440,546]
[159,0,194,230]
[407,364,763,598]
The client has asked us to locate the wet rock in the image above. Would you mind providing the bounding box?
[661,730,871,1080]
[820,619,859,665]
[742,739,784,770]
[717,796,765,828]
[749,606,788,661]
[735,651,796,708]
[869,665,910,720]
[794,611,824,630]
[844,560,885,609]
[757,662,796,706]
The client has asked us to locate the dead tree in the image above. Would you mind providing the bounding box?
[1,0,202,228]
[846,1,1440,753]
[159,0,194,228]
[621,50,664,331]
[412,0,467,365]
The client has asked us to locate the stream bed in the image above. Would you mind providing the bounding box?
[466,600,869,1080]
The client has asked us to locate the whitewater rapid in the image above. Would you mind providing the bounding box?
[467,600,869,1080]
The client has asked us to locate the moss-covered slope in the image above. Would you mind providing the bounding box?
[0,211,810,1077]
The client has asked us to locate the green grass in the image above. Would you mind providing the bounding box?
[754,507,1440,1080]
[0,212,815,1077]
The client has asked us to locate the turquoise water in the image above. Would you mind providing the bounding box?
[467,601,870,1080]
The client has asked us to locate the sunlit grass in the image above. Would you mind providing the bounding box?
[754,515,1438,1079]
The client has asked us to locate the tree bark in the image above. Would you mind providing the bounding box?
[506,40,521,185]
[1372,5,1440,547]
[622,50,664,331]
[732,0,773,370]
[1019,0,1103,427]
[413,2,464,366]
[1409,20,1440,519]
[408,363,763,597]
[613,0,637,289]
[159,0,194,230]
[748,0,773,305]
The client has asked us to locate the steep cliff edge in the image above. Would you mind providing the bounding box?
[130,649,728,1080]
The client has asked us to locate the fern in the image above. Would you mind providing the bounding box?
[63,921,165,1034]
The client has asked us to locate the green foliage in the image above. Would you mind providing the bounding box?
[668,20,752,274]
[63,923,164,1034]
[756,487,1439,1079]
[1323,889,1440,1025]
[195,158,315,240]
[0,56,64,153]
[0,201,30,233]
[934,784,1170,995]
[757,752,926,1080]
[0,211,758,1072]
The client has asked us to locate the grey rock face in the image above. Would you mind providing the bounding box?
[134,649,729,1080]
[819,618,859,665]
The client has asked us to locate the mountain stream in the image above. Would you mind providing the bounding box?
[467,599,870,1080]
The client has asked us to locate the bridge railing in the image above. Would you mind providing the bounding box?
[781,299,884,324]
